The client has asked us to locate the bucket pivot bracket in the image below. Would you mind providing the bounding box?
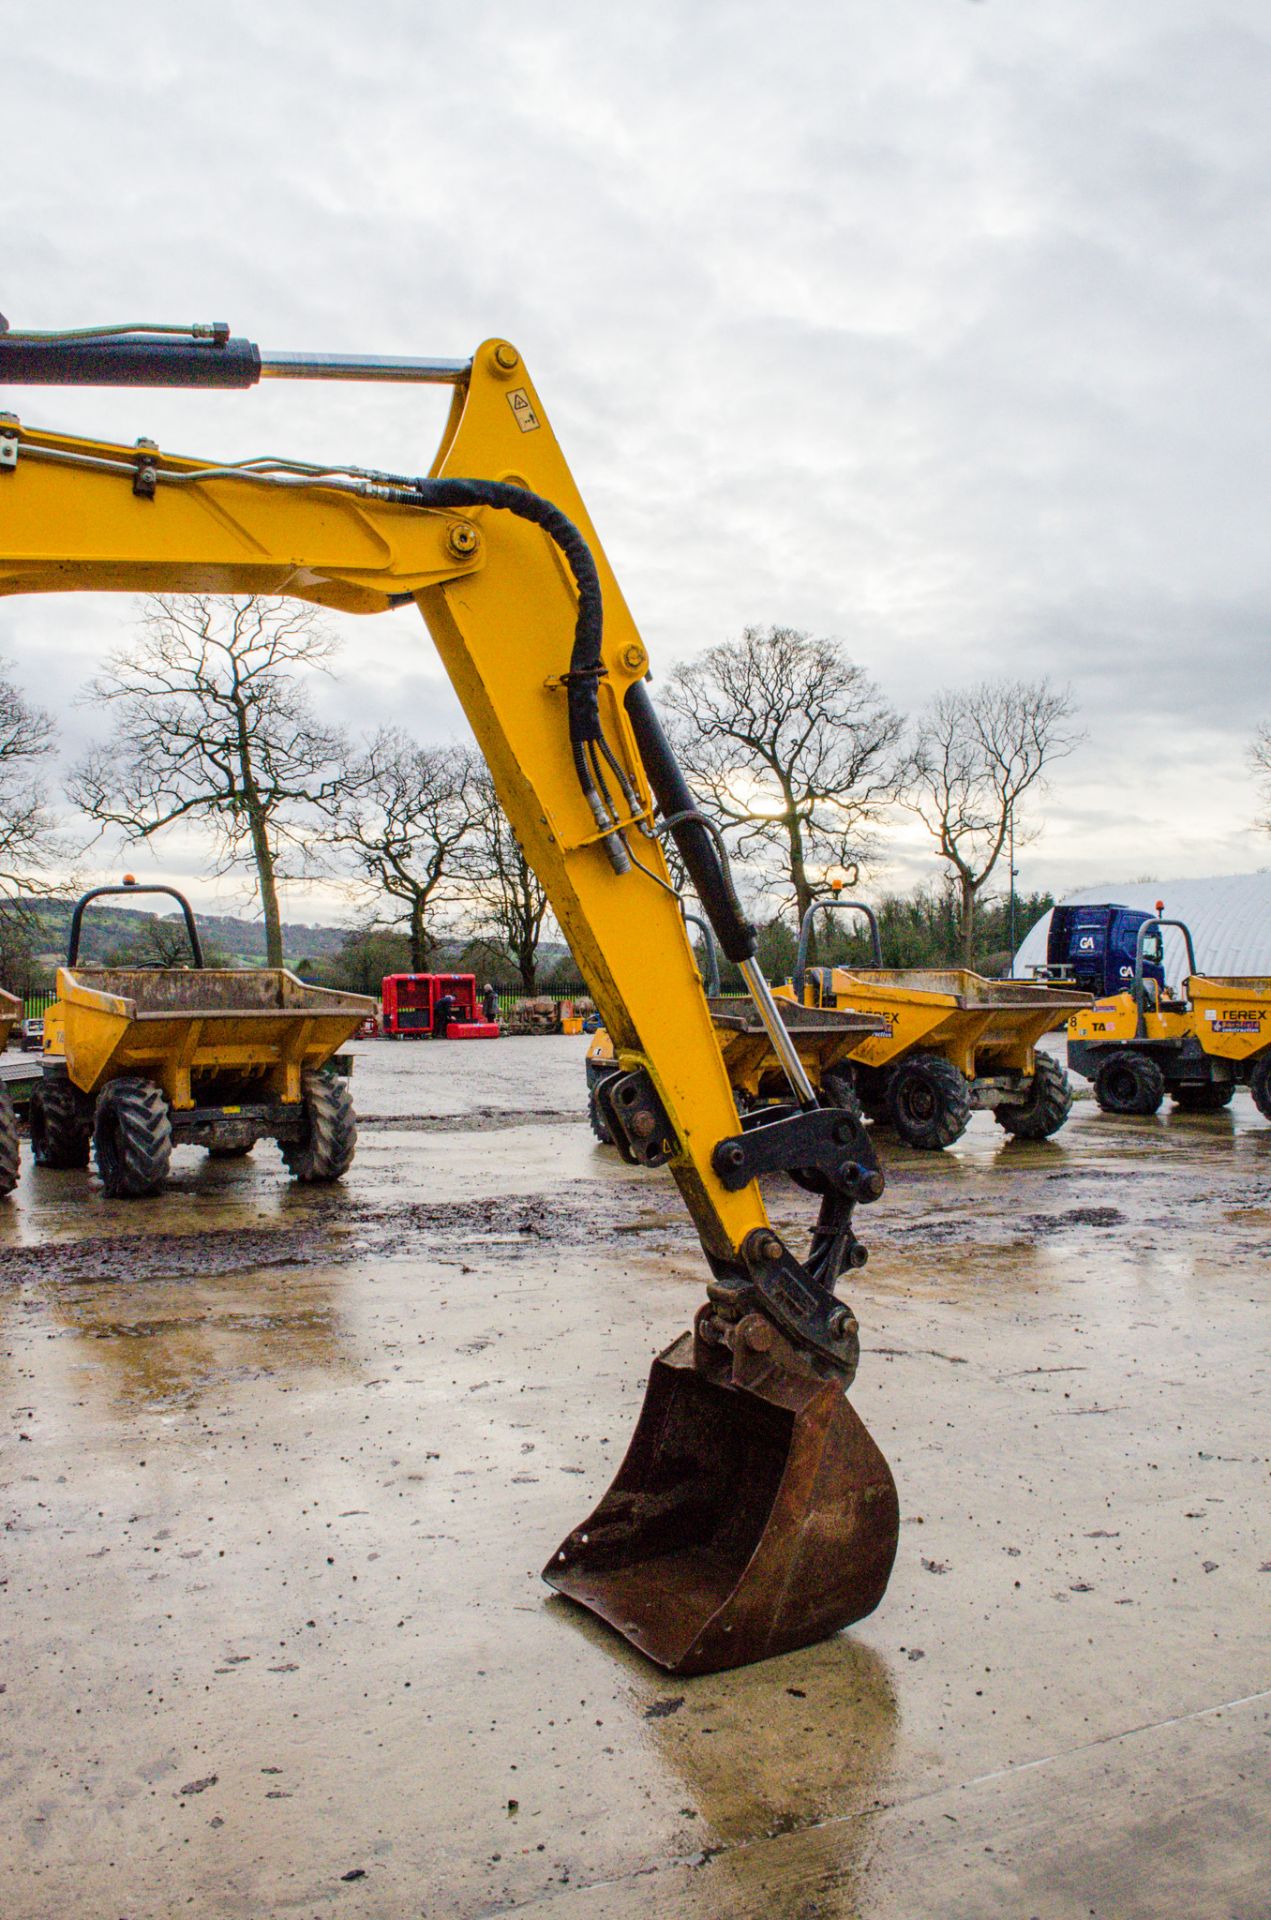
[595,1064,677,1167]
[704,1100,885,1380]
[711,1101,883,1198]
[713,1227,862,1380]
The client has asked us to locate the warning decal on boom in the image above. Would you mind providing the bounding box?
[507,389,540,432]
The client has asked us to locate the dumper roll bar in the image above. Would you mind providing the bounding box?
[794,897,883,1000]
[67,884,205,969]
[1133,917,1197,1034]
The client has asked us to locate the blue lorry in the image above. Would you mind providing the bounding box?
[1041,903,1166,1000]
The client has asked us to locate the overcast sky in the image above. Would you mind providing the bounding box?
[5,0,1270,928]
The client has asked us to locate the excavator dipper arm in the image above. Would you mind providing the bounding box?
[0,324,898,1672]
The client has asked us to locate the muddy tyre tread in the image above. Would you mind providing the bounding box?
[282,1070,357,1183]
[997,1053,1072,1140]
[1171,1082,1234,1112]
[819,1066,867,1129]
[853,1067,889,1123]
[93,1077,172,1198]
[30,1077,90,1169]
[1093,1051,1165,1116]
[585,1059,619,1144]
[886,1053,971,1150]
[1251,1054,1271,1123]
[0,1087,20,1195]
[587,1081,615,1145]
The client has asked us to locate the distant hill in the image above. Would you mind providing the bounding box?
[0,897,579,990]
[4,896,350,968]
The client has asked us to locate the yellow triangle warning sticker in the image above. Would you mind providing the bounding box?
[507,388,540,432]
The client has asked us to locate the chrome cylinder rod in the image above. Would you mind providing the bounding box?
[0,330,473,393]
[739,956,819,1108]
[259,352,471,384]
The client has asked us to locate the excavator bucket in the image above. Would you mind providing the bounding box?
[544,1312,899,1674]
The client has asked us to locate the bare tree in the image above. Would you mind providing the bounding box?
[0,657,61,898]
[101,913,224,969]
[70,597,347,966]
[1252,724,1271,831]
[660,627,904,923]
[905,678,1082,964]
[0,905,47,998]
[466,769,551,991]
[329,730,481,969]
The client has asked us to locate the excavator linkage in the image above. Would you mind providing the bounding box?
[0,318,902,1674]
[546,1311,899,1673]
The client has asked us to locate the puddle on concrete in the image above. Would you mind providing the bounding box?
[3,1037,1269,1919]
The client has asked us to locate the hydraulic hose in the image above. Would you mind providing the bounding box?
[401,475,632,867]
[407,477,604,758]
[624,681,757,966]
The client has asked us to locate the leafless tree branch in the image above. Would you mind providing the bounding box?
[904,677,1083,963]
[69,595,347,965]
[659,626,905,922]
[462,769,551,991]
[1252,723,1271,833]
[327,731,483,969]
[0,656,67,902]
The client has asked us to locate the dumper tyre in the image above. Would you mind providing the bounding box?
[853,1067,889,1124]
[1093,1051,1164,1116]
[30,1077,90,1169]
[1251,1055,1271,1123]
[1171,1082,1234,1112]
[820,1066,867,1129]
[0,1087,19,1195]
[585,1058,619,1144]
[587,1081,614,1144]
[886,1053,971,1149]
[281,1070,357,1183]
[93,1077,172,1198]
[997,1053,1072,1140]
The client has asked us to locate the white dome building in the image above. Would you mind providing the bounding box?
[1015,871,1271,987]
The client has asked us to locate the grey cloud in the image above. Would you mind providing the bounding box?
[6,0,1271,913]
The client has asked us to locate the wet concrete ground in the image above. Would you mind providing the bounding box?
[2,1038,1268,1919]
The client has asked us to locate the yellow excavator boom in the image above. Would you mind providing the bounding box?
[0,321,898,1672]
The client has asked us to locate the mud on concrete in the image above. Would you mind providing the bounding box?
[2,1036,1269,1919]
[0,1192,631,1287]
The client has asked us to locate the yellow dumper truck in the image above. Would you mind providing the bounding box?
[589,901,1087,1152]
[585,913,885,1138]
[1066,916,1271,1118]
[32,883,376,1198]
[781,898,1090,1149]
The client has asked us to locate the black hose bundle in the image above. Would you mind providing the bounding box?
[408,476,604,760]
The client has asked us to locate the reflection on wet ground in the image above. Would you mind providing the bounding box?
[2,1037,1269,1918]
[28,1272,356,1414]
